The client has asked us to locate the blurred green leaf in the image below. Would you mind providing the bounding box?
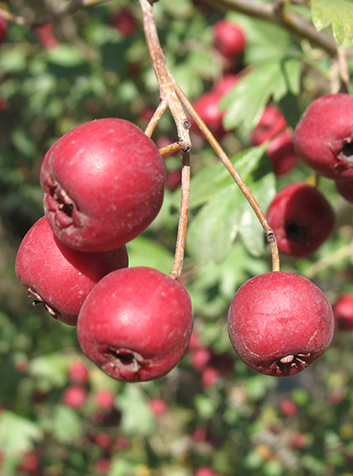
[311,0,353,48]
[126,235,174,274]
[116,384,155,437]
[28,353,68,390]
[52,405,83,443]
[0,411,42,455]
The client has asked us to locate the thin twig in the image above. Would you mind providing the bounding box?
[170,150,191,280]
[198,0,345,58]
[173,80,280,273]
[144,100,168,138]
[139,0,192,280]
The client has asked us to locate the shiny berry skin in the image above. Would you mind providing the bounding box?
[266,130,298,176]
[332,294,353,331]
[213,20,246,58]
[266,183,335,257]
[40,118,165,252]
[15,216,128,326]
[250,105,287,146]
[294,94,353,180]
[227,271,334,376]
[77,267,193,382]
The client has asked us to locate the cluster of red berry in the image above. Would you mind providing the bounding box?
[15,118,193,383]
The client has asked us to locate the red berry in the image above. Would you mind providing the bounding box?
[94,389,115,411]
[332,294,353,331]
[190,347,211,370]
[195,466,215,476]
[213,20,246,58]
[110,9,136,36]
[266,183,335,258]
[266,130,298,176]
[67,359,89,385]
[95,458,111,474]
[62,385,87,409]
[149,397,167,416]
[213,74,239,96]
[279,397,298,417]
[227,271,334,376]
[294,94,353,180]
[15,217,128,326]
[95,432,112,449]
[0,16,8,45]
[250,105,287,146]
[335,178,353,204]
[191,92,226,140]
[201,366,220,387]
[34,23,60,48]
[77,267,193,382]
[17,451,40,475]
[40,118,165,252]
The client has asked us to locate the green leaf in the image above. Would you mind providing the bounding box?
[116,385,155,437]
[0,411,42,455]
[28,353,69,390]
[45,44,86,67]
[220,57,301,132]
[52,405,83,443]
[239,172,276,257]
[126,235,174,274]
[311,0,353,48]
[187,187,241,263]
[189,146,267,209]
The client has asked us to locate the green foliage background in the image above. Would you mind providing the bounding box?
[1,0,353,475]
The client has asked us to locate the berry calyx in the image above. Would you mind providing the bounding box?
[40,118,166,252]
[227,272,334,376]
[77,267,193,382]
[266,183,335,257]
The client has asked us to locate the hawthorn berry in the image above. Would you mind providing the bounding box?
[335,179,353,204]
[250,105,287,146]
[40,118,166,252]
[332,294,353,331]
[266,183,335,257]
[110,9,136,36]
[266,130,298,176]
[191,91,226,140]
[34,23,60,48]
[227,271,334,376]
[294,93,353,180]
[15,217,128,326]
[77,267,193,382]
[213,20,246,59]
[62,385,88,409]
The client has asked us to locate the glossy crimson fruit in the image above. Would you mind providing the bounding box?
[40,118,166,252]
[266,183,335,257]
[213,20,246,58]
[213,74,239,96]
[332,294,353,331]
[15,216,128,326]
[228,272,334,376]
[294,94,353,180]
[250,105,287,146]
[266,130,298,176]
[77,267,193,382]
